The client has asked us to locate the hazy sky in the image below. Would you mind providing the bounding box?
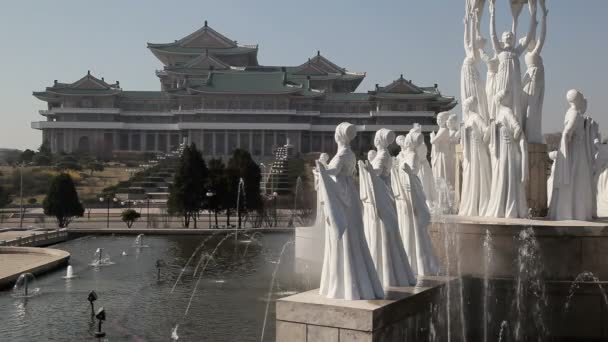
[0,0,606,150]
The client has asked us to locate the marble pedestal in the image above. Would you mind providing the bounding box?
[276,277,456,342]
[454,143,550,215]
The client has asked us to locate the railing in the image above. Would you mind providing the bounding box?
[171,108,298,115]
[0,228,68,247]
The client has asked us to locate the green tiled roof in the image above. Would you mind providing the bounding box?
[324,93,370,101]
[188,71,323,96]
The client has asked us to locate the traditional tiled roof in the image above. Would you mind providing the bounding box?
[121,91,168,100]
[147,21,258,66]
[368,75,456,106]
[33,71,121,99]
[324,93,371,101]
[185,71,324,96]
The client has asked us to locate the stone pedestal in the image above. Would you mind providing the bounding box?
[454,143,550,216]
[276,277,456,342]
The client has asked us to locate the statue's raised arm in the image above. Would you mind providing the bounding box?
[532,1,548,56]
[489,0,503,54]
[516,1,538,55]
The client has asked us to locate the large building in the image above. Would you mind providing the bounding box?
[32,21,456,160]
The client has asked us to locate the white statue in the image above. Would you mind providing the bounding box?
[549,90,595,221]
[485,90,529,218]
[480,47,499,120]
[367,149,377,163]
[546,151,558,207]
[459,97,492,216]
[447,114,461,188]
[410,124,436,205]
[391,146,440,277]
[489,0,537,124]
[596,143,608,217]
[462,10,490,122]
[317,122,384,300]
[359,129,416,288]
[522,1,548,144]
[431,112,451,185]
[313,153,330,228]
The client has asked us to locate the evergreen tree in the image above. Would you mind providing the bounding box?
[207,158,227,228]
[121,209,141,228]
[0,186,11,209]
[43,173,84,228]
[226,149,263,228]
[167,143,208,228]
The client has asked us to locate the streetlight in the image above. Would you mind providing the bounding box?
[99,195,117,228]
[206,190,215,229]
[272,191,278,227]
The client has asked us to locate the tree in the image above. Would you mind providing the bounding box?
[27,198,37,205]
[225,149,263,228]
[20,149,36,164]
[207,158,227,227]
[121,209,141,228]
[55,155,82,171]
[167,143,208,228]
[33,153,52,166]
[43,173,84,228]
[0,186,11,209]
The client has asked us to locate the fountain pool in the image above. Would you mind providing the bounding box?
[0,233,304,341]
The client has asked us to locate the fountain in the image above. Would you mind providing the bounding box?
[12,273,40,298]
[90,248,114,267]
[62,265,76,279]
[132,234,149,248]
[171,324,179,341]
[260,240,294,342]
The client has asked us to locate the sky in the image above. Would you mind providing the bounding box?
[0,0,606,150]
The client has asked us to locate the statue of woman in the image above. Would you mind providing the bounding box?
[479,45,499,120]
[485,90,529,218]
[313,153,330,228]
[596,143,608,218]
[391,142,439,276]
[462,11,490,122]
[359,129,416,288]
[447,114,461,188]
[459,96,492,217]
[549,90,595,221]
[431,112,451,185]
[489,0,537,124]
[317,122,384,300]
[410,124,436,205]
[522,1,548,144]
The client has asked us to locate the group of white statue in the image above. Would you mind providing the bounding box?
[458,0,607,220]
[309,0,608,300]
[456,0,548,218]
[313,123,440,300]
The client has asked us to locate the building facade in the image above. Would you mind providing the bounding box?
[32,21,456,160]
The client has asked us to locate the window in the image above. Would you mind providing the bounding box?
[239,131,250,151]
[146,134,156,151]
[131,134,141,151]
[203,132,213,155]
[119,133,129,150]
[252,132,262,156]
[264,131,274,156]
[158,134,167,152]
[228,131,238,153]
[215,132,226,155]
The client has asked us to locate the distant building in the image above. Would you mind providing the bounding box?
[32,21,456,160]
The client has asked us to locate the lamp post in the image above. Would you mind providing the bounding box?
[99,195,117,228]
[206,191,215,229]
[146,196,151,228]
[19,162,24,229]
[272,191,278,227]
